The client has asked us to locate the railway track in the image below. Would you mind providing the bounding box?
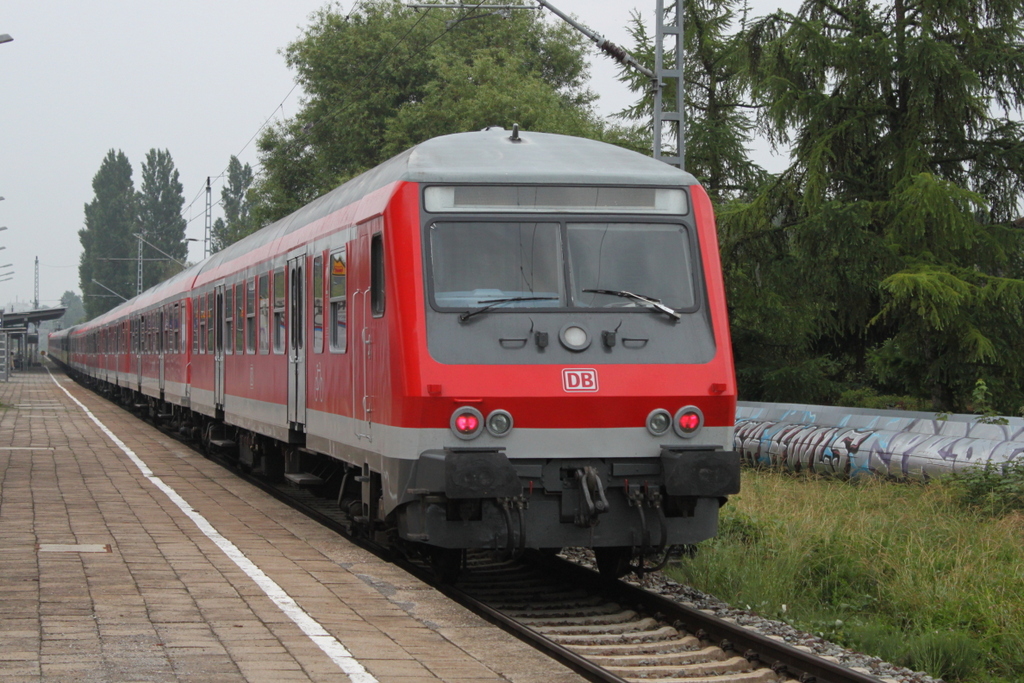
[219,454,884,683]
[100,393,884,683]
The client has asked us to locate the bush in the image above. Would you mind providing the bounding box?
[941,458,1024,515]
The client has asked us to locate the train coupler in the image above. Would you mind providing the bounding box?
[573,466,609,528]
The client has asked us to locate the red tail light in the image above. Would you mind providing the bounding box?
[450,407,484,440]
[673,406,704,438]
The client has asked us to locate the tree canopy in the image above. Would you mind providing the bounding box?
[250,0,621,224]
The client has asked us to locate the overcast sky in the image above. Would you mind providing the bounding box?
[0,0,797,311]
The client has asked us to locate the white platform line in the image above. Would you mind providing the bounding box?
[47,368,377,683]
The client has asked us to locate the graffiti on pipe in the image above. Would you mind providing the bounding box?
[735,402,1024,479]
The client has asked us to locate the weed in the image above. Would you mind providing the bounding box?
[902,631,983,681]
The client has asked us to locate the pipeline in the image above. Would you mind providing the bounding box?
[735,402,1024,480]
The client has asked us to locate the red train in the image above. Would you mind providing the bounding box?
[50,128,740,578]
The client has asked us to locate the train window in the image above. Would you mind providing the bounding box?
[329,249,347,353]
[224,287,234,356]
[259,274,269,354]
[193,298,200,353]
[273,268,286,354]
[171,306,176,353]
[424,185,688,215]
[246,278,256,353]
[371,234,385,318]
[428,222,564,309]
[198,297,206,354]
[206,292,215,353]
[568,223,697,311]
[313,254,324,354]
[235,284,245,353]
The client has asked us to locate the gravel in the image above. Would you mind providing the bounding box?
[559,548,944,683]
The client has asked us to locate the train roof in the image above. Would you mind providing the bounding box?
[72,129,697,333]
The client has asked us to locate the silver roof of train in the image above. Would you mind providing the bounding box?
[405,128,695,185]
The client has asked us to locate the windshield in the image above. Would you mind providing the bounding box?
[429,222,565,308]
[568,223,696,310]
[428,220,697,312]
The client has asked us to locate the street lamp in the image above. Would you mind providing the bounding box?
[0,35,12,45]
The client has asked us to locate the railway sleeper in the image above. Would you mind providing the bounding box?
[567,634,703,656]
[608,654,756,678]
[622,667,782,683]
[537,615,661,636]
[546,624,680,646]
[590,645,727,667]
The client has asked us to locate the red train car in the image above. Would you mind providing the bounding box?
[51,129,740,577]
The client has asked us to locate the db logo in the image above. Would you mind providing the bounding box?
[562,368,599,393]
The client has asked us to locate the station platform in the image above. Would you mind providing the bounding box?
[0,365,586,683]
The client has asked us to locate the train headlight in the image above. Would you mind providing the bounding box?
[646,409,672,436]
[451,406,484,440]
[559,324,591,351]
[673,406,704,438]
[486,409,514,437]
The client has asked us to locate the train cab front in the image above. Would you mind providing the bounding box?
[395,174,740,576]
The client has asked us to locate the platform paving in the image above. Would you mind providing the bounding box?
[0,365,586,683]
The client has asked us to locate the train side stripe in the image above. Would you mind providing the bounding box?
[46,367,379,683]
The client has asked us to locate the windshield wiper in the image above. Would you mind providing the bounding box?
[583,288,681,321]
[459,296,559,323]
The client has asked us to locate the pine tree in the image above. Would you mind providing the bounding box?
[729,0,1024,411]
[136,149,187,289]
[79,150,136,319]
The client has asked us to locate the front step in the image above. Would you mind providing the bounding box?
[209,439,237,450]
[284,472,324,487]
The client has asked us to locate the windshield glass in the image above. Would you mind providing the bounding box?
[568,223,696,311]
[429,222,565,308]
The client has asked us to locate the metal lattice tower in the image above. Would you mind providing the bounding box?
[137,233,144,295]
[204,177,212,259]
[653,0,684,169]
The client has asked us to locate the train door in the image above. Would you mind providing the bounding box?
[158,308,165,394]
[135,316,143,390]
[214,285,225,409]
[351,229,372,442]
[287,250,306,430]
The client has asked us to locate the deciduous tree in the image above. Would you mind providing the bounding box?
[136,148,187,289]
[211,156,256,252]
[79,150,136,318]
[252,0,603,224]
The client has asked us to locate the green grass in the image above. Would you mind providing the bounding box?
[666,470,1024,682]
